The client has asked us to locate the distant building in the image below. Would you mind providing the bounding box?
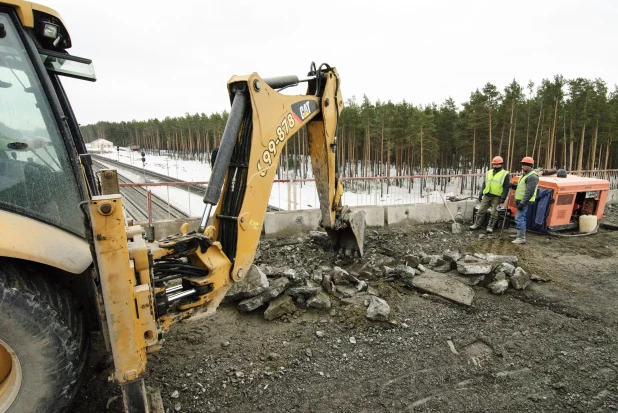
[86,138,114,153]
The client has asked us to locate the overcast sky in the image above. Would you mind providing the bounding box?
[45,0,617,125]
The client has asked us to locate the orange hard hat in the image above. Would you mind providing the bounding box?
[492,156,504,164]
[521,156,534,165]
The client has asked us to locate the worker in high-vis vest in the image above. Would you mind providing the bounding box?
[510,156,539,244]
[470,156,511,233]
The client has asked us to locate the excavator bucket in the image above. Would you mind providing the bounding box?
[326,208,366,258]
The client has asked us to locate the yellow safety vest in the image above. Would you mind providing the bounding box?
[483,169,508,196]
[515,170,538,202]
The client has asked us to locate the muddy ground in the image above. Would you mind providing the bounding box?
[71,204,618,413]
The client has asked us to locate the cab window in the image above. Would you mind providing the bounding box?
[0,14,83,236]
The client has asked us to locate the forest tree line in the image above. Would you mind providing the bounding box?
[80,76,618,178]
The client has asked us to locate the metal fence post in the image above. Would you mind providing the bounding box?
[147,190,153,226]
[166,186,171,219]
[287,179,291,210]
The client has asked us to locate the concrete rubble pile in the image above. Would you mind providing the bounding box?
[224,231,538,322]
[399,250,533,303]
[224,262,389,322]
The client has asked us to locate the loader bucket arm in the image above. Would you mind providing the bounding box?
[193,63,365,285]
[305,68,365,257]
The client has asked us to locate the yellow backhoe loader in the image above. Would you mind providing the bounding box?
[0,2,365,412]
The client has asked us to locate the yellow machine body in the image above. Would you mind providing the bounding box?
[0,3,365,411]
[1,0,64,28]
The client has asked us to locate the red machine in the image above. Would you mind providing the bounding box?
[506,173,610,231]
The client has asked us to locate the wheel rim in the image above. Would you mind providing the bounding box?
[0,338,22,412]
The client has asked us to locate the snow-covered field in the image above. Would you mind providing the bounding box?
[96,148,478,218]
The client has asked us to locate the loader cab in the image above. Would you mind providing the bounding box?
[0,3,98,411]
[0,1,97,237]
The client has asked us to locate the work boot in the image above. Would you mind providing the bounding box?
[511,230,526,244]
[486,218,497,233]
[469,215,484,230]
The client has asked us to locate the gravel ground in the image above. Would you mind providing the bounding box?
[71,204,618,413]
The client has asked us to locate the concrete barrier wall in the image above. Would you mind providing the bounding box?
[359,205,385,227]
[384,200,476,226]
[148,201,476,239]
[263,209,322,237]
[152,218,201,239]
[145,188,616,239]
[607,189,618,205]
[262,205,386,237]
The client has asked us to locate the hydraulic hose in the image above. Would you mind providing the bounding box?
[198,85,248,232]
[548,223,599,237]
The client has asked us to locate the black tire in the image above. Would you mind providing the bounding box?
[0,260,87,413]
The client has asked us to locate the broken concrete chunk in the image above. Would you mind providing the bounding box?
[296,268,310,281]
[457,261,493,275]
[382,266,395,276]
[321,273,335,294]
[418,251,430,264]
[486,253,518,266]
[432,263,453,273]
[473,253,487,260]
[359,270,373,278]
[530,273,549,282]
[264,295,296,321]
[285,285,322,298]
[311,270,323,284]
[394,264,416,278]
[258,265,275,277]
[356,280,368,292]
[226,265,269,301]
[295,295,306,307]
[366,286,380,296]
[427,256,446,268]
[442,250,462,263]
[494,271,506,282]
[410,270,475,306]
[402,277,416,289]
[319,265,333,274]
[489,279,509,294]
[331,266,365,291]
[331,266,350,284]
[449,274,485,286]
[238,277,290,312]
[336,285,358,298]
[372,254,395,267]
[307,292,332,310]
[494,263,516,277]
[309,230,328,239]
[417,264,427,272]
[510,267,531,290]
[404,254,421,268]
[309,231,331,248]
[281,268,294,277]
[366,296,390,321]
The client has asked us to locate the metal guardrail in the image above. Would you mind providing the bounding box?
[113,170,618,220]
